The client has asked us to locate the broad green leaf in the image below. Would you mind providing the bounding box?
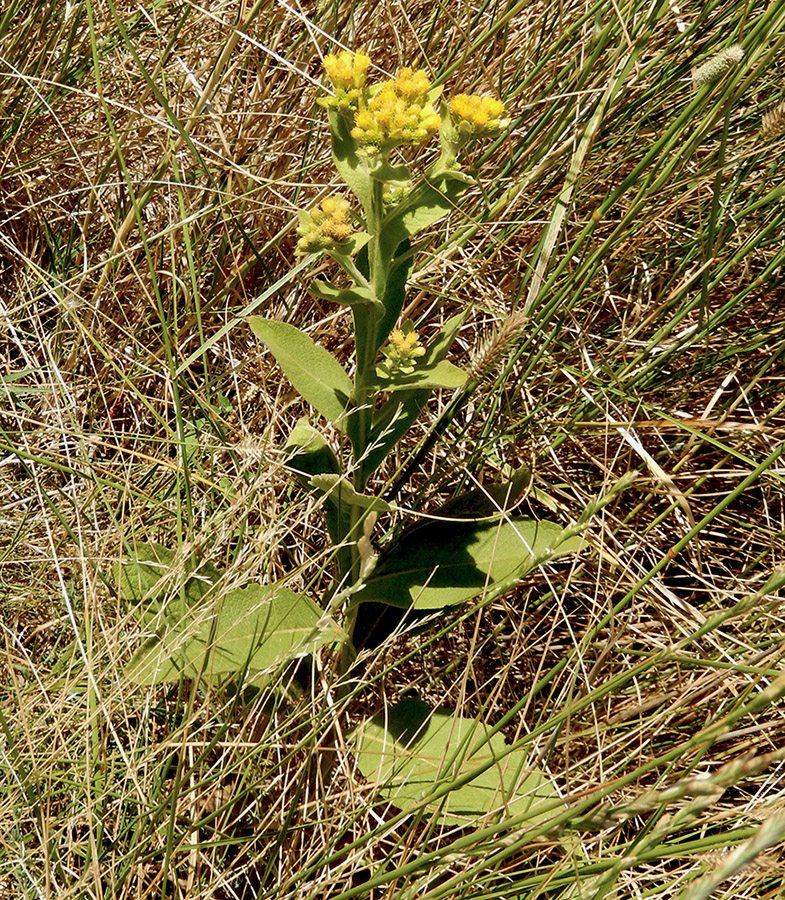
[117,542,221,623]
[359,517,583,610]
[326,231,371,258]
[309,279,382,313]
[126,584,345,686]
[435,466,531,519]
[310,474,393,513]
[328,109,373,216]
[282,420,351,564]
[249,318,352,426]
[355,697,562,827]
[372,358,466,392]
[379,170,471,266]
[363,391,428,482]
[283,418,340,483]
[365,312,468,475]
[374,240,413,357]
[368,160,411,183]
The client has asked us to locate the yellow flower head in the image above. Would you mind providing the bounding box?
[296,195,354,254]
[392,67,432,104]
[351,67,440,152]
[449,94,508,137]
[378,321,426,377]
[322,50,371,109]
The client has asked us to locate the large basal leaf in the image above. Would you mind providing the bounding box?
[355,696,562,827]
[358,517,583,610]
[249,317,352,427]
[127,583,345,686]
[117,542,222,623]
[435,466,531,520]
[310,474,393,514]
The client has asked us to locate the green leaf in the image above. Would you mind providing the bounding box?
[282,420,352,564]
[328,109,373,216]
[327,231,371,258]
[435,466,531,520]
[379,169,470,266]
[372,358,466,392]
[249,318,352,427]
[365,312,468,475]
[355,697,562,827]
[310,474,393,513]
[117,542,221,623]
[309,279,382,313]
[283,418,341,483]
[374,240,413,356]
[126,584,345,686]
[368,160,411,183]
[358,517,583,610]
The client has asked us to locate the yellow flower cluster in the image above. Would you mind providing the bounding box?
[319,51,509,161]
[390,326,423,358]
[379,321,426,376]
[449,94,508,137]
[351,67,440,151]
[322,50,371,109]
[296,196,354,254]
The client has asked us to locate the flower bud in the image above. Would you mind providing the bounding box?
[296,196,354,254]
[449,94,508,138]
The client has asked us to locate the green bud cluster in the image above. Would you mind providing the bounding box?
[296,196,354,255]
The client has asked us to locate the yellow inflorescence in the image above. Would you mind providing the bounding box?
[379,322,426,376]
[351,68,440,151]
[391,67,432,104]
[296,196,354,254]
[390,327,423,359]
[322,50,371,108]
[449,94,508,137]
[320,51,509,152]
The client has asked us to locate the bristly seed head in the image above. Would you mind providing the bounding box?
[761,101,785,142]
[692,44,744,87]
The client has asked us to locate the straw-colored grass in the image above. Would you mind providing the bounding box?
[2,1,785,898]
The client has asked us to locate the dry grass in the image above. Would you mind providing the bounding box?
[2,0,785,898]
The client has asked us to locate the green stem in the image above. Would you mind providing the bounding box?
[346,179,386,585]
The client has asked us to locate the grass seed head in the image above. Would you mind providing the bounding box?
[761,101,785,141]
[692,44,744,87]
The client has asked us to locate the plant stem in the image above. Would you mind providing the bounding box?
[346,178,386,587]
